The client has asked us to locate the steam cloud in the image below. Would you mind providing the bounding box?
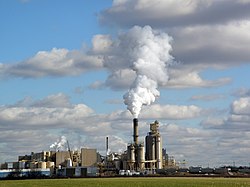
[121,26,173,118]
[50,135,67,151]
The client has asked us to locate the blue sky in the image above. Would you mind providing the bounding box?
[1,0,250,167]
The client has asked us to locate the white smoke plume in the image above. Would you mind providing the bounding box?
[49,135,67,151]
[120,26,173,118]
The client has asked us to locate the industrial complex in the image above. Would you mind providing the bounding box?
[1,118,250,178]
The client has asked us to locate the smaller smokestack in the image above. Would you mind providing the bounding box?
[133,118,139,145]
[106,136,109,155]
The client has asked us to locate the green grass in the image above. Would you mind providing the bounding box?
[0,177,250,187]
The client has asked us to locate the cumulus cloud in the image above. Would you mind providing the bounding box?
[2,48,103,78]
[99,0,250,27]
[160,121,250,166]
[0,93,130,161]
[171,21,250,67]
[90,27,232,90]
[231,97,250,115]
[1,92,250,166]
[0,93,94,130]
[92,34,113,54]
[140,104,202,119]
[98,0,250,91]
[200,96,250,130]
[165,66,231,88]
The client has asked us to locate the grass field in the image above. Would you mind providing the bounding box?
[1,177,250,187]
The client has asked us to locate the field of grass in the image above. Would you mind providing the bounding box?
[1,177,250,187]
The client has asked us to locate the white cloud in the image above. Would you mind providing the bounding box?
[164,65,231,88]
[0,94,130,161]
[160,122,250,166]
[31,93,72,108]
[200,117,225,128]
[1,93,250,166]
[0,93,94,129]
[88,80,105,90]
[100,0,250,27]
[200,96,250,130]
[171,21,250,67]
[231,97,250,115]
[2,48,103,78]
[92,34,113,54]
[140,104,202,119]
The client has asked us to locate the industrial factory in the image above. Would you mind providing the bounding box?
[0,119,175,178]
[126,119,164,171]
[1,118,249,178]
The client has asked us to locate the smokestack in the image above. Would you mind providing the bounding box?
[106,136,109,155]
[133,118,139,145]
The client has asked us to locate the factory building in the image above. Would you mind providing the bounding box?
[125,119,164,172]
[0,148,100,178]
[0,118,178,177]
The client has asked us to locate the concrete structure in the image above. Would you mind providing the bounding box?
[81,148,97,167]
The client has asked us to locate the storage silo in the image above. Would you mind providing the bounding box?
[138,143,145,170]
[38,161,47,169]
[155,135,162,169]
[127,144,135,170]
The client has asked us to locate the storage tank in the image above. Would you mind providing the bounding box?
[127,144,135,170]
[38,161,47,169]
[127,144,135,163]
[155,135,162,169]
[137,143,145,170]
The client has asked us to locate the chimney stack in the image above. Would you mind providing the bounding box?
[106,136,109,155]
[133,118,139,145]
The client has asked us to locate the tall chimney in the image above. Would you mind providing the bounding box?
[133,118,139,145]
[106,136,109,155]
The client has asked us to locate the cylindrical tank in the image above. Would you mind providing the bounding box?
[38,161,46,169]
[145,135,155,160]
[155,135,162,169]
[137,143,145,162]
[138,143,145,170]
[127,144,135,163]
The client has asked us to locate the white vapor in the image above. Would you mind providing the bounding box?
[121,26,173,118]
[49,136,67,151]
